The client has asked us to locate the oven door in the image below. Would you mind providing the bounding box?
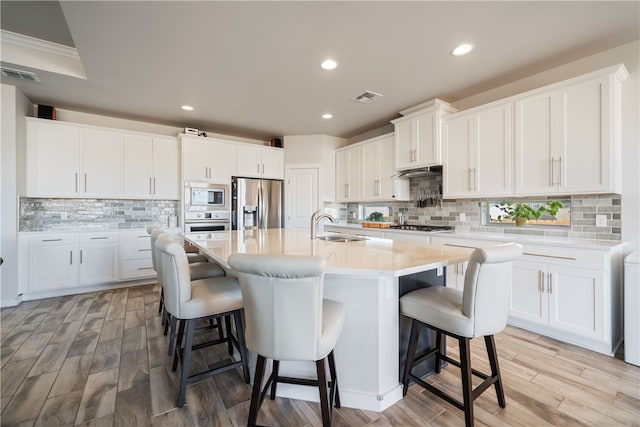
[184,222,230,233]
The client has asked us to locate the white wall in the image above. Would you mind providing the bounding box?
[451,40,640,254]
[283,134,346,202]
[1,84,30,307]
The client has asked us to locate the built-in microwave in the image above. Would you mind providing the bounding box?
[184,182,229,211]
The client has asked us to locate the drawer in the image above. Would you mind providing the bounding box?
[120,230,152,242]
[520,243,607,270]
[120,259,156,280]
[78,233,119,244]
[430,236,493,249]
[29,234,77,247]
[120,242,151,261]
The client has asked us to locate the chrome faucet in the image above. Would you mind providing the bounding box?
[310,210,336,239]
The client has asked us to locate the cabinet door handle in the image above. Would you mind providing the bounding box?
[257,163,260,174]
[80,249,83,264]
[149,177,153,194]
[75,173,78,192]
[70,251,73,265]
[153,177,156,194]
[84,173,87,192]
[557,157,562,187]
[538,270,544,292]
[344,183,348,198]
[473,168,477,191]
[468,168,473,191]
[262,164,265,174]
[550,158,554,186]
[548,272,553,294]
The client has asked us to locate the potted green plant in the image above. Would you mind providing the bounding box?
[495,201,563,226]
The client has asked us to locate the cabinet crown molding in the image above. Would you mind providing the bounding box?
[395,98,457,118]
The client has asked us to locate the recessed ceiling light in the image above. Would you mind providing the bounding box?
[322,113,333,119]
[181,105,194,111]
[321,59,337,70]
[452,43,474,56]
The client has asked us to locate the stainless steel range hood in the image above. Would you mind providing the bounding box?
[392,165,442,178]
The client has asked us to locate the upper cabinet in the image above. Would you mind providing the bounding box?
[236,144,284,179]
[335,145,362,202]
[361,134,409,201]
[443,101,513,198]
[391,99,456,171]
[123,134,180,200]
[515,65,627,195]
[26,119,122,198]
[181,135,236,184]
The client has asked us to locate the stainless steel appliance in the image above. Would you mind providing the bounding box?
[232,177,284,230]
[388,225,452,233]
[184,182,231,233]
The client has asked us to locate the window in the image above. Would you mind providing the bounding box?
[485,200,570,226]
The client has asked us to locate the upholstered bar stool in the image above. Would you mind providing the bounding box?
[147,225,207,263]
[228,254,346,427]
[150,228,226,354]
[155,235,250,407]
[400,243,523,427]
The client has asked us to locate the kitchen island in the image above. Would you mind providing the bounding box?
[184,228,471,411]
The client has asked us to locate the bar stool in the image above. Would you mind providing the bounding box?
[228,254,346,427]
[150,228,226,354]
[400,243,523,427]
[155,235,250,407]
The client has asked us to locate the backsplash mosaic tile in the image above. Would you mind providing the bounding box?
[19,198,179,232]
[325,174,622,241]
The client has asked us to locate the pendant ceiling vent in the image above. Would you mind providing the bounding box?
[351,90,383,104]
[1,66,40,82]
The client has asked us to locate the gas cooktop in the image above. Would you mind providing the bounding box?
[388,225,453,233]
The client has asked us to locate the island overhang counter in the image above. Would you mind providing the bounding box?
[183,229,471,411]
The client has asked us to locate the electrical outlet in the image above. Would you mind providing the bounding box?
[459,213,466,222]
[436,267,443,276]
[596,215,607,227]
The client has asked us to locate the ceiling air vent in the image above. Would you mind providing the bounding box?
[352,90,383,104]
[1,66,40,82]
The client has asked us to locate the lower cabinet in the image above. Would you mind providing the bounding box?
[510,258,606,345]
[27,233,119,292]
[119,230,156,280]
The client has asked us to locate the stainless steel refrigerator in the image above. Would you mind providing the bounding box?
[232,177,284,230]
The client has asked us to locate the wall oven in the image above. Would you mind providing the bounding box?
[183,212,231,233]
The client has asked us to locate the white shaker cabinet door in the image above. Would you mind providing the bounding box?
[81,128,122,197]
[208,139,236,183]
[28,245,77,292]
[27,120,81,197]
[443,114,473,197]
[182,138,210,182]
[152,137,180,199]
[78,243,119,285]
[123,134,153,198]
[547,265,605,341]
[236,145,262,178]
[510,260,548,326]
[261,147,284,179]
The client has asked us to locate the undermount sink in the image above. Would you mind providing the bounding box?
[316,234,369,242]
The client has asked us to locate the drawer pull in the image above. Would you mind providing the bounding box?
[138,248,151,252]
[90,236,109,240]
[523,252,576,261]
[138,235,148,238]
[137,267,154,271]
[42,238,63,242]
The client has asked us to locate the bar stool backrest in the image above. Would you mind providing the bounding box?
[156,235,193,319]
[228,254,325,361]
[462,243,523,337]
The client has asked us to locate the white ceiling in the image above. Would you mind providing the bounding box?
[1,1,638,140]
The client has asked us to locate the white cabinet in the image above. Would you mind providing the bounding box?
[514,64,627,195]
[361,134,409,201]
[443,102,513,198]
[181,135,236,184]
[26,232,119,292]
[391,99,456,171]
[510,257,606,346]
[119,230,156,280]
[123,134,180,199]
[236,144,284,179]
[335,145,362,202]
[27,119,122,198]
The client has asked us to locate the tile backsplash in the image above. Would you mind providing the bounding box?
[19,198,179,232]
[324,174,622,241]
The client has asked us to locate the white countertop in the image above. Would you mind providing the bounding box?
[327,223,625,250]
[184,229,471,277]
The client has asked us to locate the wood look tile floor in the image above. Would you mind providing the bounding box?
[1,284,639,426]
